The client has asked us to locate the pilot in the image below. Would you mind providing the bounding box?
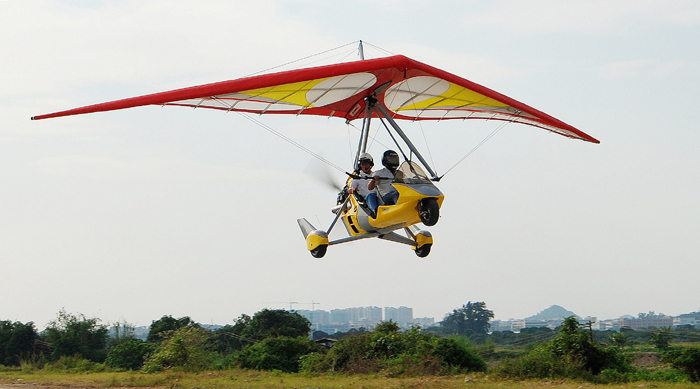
[348,152,378,218]
[369,150,400,206]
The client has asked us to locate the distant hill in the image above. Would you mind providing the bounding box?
[526,305,580,320]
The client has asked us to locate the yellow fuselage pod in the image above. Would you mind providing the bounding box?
[341,182,444,237]
[306,230,329,251]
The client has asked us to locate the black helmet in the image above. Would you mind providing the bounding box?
[382,150,400,170]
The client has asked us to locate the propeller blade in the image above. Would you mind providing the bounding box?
[303,157,342,191]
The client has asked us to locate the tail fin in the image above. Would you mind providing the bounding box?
[297,218,317,239]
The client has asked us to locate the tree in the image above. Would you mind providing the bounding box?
[212,314,253,354]
[375,320,401,334]
[648,327,673,350]
[242,309,311,340]
[42,309,109,362]
[608,332,630,349]
[441,302,494,336]
[147,315,193,343]
[109,319,136,346]
[0,321,38,366]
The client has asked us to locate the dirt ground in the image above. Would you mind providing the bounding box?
[632,351,662,366]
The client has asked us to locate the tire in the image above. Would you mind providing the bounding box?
[310,244,328,258]
[415,244,431,257]
[419,198,440,226]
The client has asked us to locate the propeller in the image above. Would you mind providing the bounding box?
[303,157,344,191]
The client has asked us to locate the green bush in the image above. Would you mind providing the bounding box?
[493,343,592,380]
[105,339,151,370]
[41,355,106,373]
[492,317,632,381]
[299,351,332,374]
[236,336,318,373]
[431,337,487,372]
[142,326,214,372]
[301,325,485,375]
[664,347,700,382]
[597,367,688,383]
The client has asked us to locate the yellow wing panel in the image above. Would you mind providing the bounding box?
[385,76,510,118]
[240,79,327,108]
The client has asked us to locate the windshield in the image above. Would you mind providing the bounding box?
[396,161,433,185]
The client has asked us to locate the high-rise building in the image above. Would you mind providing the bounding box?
[385,306,413,326]
[296,309,330,330]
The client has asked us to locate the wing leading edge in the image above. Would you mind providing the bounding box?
[32,55,599,143]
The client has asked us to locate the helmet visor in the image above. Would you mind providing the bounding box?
[385,153,399,167]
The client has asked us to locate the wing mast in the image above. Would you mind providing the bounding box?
[352,40,371,171]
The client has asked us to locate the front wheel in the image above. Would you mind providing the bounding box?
[310,244,328,258]
[415,244,431,257]
[419,198,440,226]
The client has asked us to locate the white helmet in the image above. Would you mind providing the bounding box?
[358,152,374,167]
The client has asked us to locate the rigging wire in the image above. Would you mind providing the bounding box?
[242,40,393,79]
[362,41,396,57]
[334,49,359,65]
[418,120,437,174]
[439,120,510,178]
[243,41,360,78]
[398,74,439,173]
[236,112,348,175]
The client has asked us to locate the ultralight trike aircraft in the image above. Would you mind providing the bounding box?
[32,43,599,258]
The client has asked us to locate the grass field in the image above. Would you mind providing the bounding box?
[1,370,698,389]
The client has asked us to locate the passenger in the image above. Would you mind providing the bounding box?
[369,150,400,206]
[348,152,378,218]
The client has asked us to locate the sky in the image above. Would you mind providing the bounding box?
[1,0,699,330]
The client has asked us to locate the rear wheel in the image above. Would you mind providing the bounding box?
[419,198,440,226]
[415,244,431,257]
[310,244,328,258]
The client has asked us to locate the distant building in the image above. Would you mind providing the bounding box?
[619,316,674,329]
[330,306,382,329]
[385,306,413,326]
[286,306,430,333]
[489,319,513,333]
[330,308,350,325]
[413,317,435,328]
[674,316,700,328]
[593,319,618,331]
[296,309,331,330]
